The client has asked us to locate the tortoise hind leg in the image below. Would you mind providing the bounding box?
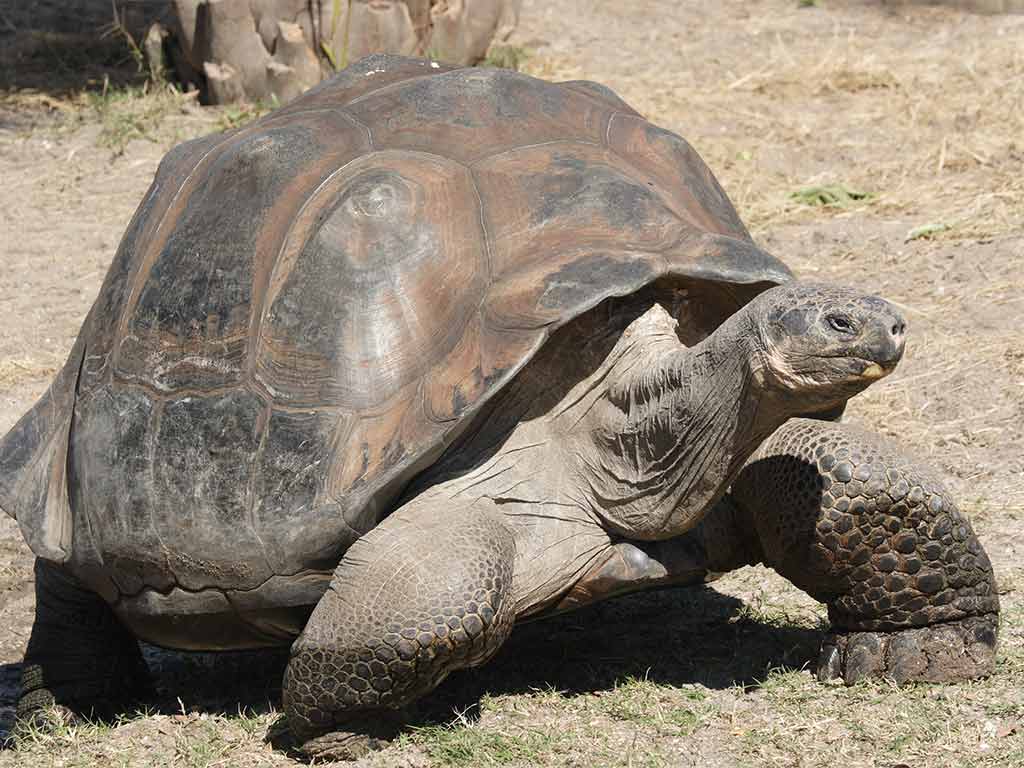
[731,417,999,684]
[18,559,152,725]
[283,497,517,761]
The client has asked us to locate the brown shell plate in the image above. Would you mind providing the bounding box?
[0,55,792,608]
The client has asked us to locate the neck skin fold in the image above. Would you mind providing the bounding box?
[566,305,791,541]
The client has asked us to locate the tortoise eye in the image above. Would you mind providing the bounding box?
[827,314,856,334]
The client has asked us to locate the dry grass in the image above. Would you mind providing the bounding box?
[0,357,58,389]
[4,570,1021,767]
[0,1,1022,767]
[525,6,1024,240]
[5,708,293,768]
[83,83,203,155]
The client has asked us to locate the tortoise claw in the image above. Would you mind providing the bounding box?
[300,730,382,762]
[12,701,78,736]
[816,614,999,685]
[295,711,406,762]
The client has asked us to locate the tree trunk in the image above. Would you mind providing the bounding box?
[170,0,522,105]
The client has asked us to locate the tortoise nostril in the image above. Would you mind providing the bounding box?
[883,318,907,364]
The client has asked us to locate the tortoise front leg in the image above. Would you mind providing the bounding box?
[731,417,999,684]
[283,498,517,761]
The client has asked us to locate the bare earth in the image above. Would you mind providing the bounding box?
[0,1,1022,766]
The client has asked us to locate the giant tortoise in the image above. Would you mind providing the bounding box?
[0,55,998,758]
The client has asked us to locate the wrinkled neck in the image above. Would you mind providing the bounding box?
[575,308,789,540]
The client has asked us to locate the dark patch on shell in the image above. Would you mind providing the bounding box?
[539,255,655,310]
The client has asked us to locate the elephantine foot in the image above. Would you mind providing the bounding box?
[10,697,77,742]
[296,712,406,762]
[17,655,154,725]
[18,559,154,725]
[817,614,998,685]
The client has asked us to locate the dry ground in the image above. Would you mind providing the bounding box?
[0,0,1022,766]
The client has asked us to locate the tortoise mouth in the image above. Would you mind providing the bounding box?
[851,357,898,381]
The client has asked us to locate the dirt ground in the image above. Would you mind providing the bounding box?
[0,0,1022,766]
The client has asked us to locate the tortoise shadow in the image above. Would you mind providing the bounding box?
[0,583,823,748]
[164,582,822,715]
[0,582,822,747]
[421,584,822,724]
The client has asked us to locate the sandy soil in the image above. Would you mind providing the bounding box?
[0,1,1021,766]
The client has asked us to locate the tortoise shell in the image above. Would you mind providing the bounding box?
[0,55,791,616]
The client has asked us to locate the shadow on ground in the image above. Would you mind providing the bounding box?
[0,0,172,95]
[0,583,822,747]
[426,584,821,722]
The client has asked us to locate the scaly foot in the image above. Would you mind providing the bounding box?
[297,711,406,761]
[817,613,998,684]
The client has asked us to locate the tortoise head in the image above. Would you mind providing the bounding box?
[745,282,906,410]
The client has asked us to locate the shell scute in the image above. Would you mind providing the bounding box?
[473,142,683,281]
[557,79,642,116]
[254,408,356,574]
[607,114,750,238]
[116,110,371,393]
[257,150,487,410]
[333,379,437,535]
[274,54,459,117]
[348,67,616,163]
[68,385,160,594]
[149,389,270,591]
[483,250,661,332]
[81,132,226,392]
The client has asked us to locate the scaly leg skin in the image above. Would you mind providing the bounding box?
[731,417,999,685]
[17,559,152,727]
[283,498,517,761]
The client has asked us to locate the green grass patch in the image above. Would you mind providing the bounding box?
[173,719,232,768]
[482,46,530,71]
[8,706,116,753]
[408,722,561,766]
[216,99,277,132]
[906,221,953,241]
[598,677,715,736]
[321,0,354,71]
[790,183,873,207]
[87,82,187,154]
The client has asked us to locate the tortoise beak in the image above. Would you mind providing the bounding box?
[860,302,906,379]
[859,361,892,380]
